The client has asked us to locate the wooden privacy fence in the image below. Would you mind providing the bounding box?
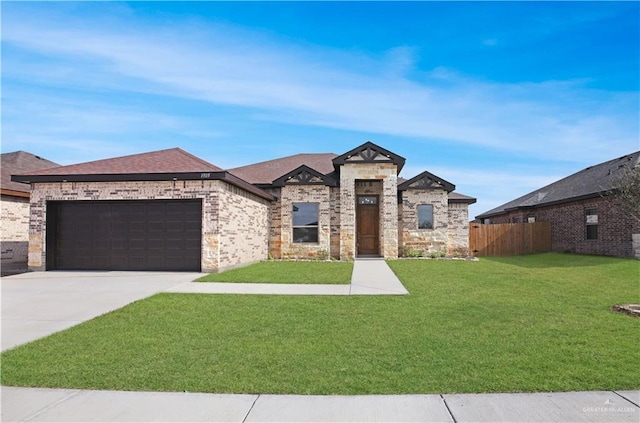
[469,222,552,256]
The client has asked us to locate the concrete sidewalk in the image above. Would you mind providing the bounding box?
[167,258,409,296]
[2,386,638,422]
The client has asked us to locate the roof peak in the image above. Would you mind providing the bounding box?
[332,141,406,172]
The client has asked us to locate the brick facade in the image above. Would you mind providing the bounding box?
[485,197,639,258]
[447,202,470,255]
[20,143,475,272]
[276,185,332,259]
[27,180,269,272]
[1,195,30,273]
[216,184,270,272]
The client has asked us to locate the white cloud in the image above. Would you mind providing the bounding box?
[2,4,637,168]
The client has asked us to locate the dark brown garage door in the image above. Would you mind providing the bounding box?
[47,200,202,271]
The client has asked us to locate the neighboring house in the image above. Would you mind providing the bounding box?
[13,142,475,273]
[476,151,640,258]
[1,151,59,275]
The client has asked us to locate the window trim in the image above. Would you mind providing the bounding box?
[292,202,319,244]
[417,204,434,230]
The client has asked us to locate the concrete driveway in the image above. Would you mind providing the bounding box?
[1,271,204,351]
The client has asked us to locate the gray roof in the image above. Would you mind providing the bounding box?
[1,151,59,194]
[476,151,640,219]
[448,192,477,204]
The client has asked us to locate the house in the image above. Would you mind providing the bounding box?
[12,142,475,272]
[1,151,59,275]
[475,151,640,258]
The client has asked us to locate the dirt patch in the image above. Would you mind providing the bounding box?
[611,304,640,318]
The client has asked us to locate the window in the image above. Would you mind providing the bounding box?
[358,196,378,205]
[527,215,536,223]
[292,203,319,243]
[417,205,433,229]
[585,208,598,240]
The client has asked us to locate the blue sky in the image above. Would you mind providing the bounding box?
[2,1,638,218]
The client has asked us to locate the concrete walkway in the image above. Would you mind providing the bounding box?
[166,258,409,296]
[2,386,638,422]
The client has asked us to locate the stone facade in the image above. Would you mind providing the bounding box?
[339,163,399,260]
[1,195,30,273]
[27,180,269,272]
[400,189,449,256]
[329,187,341,259]
[276,185,331,259]
[263,164,472,261]
[485,196,639,258]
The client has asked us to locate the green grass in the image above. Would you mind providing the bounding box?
[196,261,353,284]
[2,253,638,395]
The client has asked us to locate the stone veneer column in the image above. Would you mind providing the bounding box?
[381,175,399,258]
[339,169,356,260]
[339,163,398,260]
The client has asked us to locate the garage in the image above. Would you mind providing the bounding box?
[46,200,202,271]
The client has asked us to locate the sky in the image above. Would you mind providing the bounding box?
[2,1,638,218]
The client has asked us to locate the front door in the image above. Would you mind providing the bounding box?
[356,196,380,256]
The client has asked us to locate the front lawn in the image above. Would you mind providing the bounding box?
[196,261,353,284]
[1,253,638,395]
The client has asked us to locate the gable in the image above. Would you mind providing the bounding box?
[272,165,337,187]
[398,171,455,193]
[332,141,406,172]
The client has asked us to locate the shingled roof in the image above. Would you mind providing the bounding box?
[476,151,640,219]
[1,151,59,195]
[15,148,221,177]
[229,153,338,185]
[11,148,276,201]
[448,192,477,204]
[10,145,476,204]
